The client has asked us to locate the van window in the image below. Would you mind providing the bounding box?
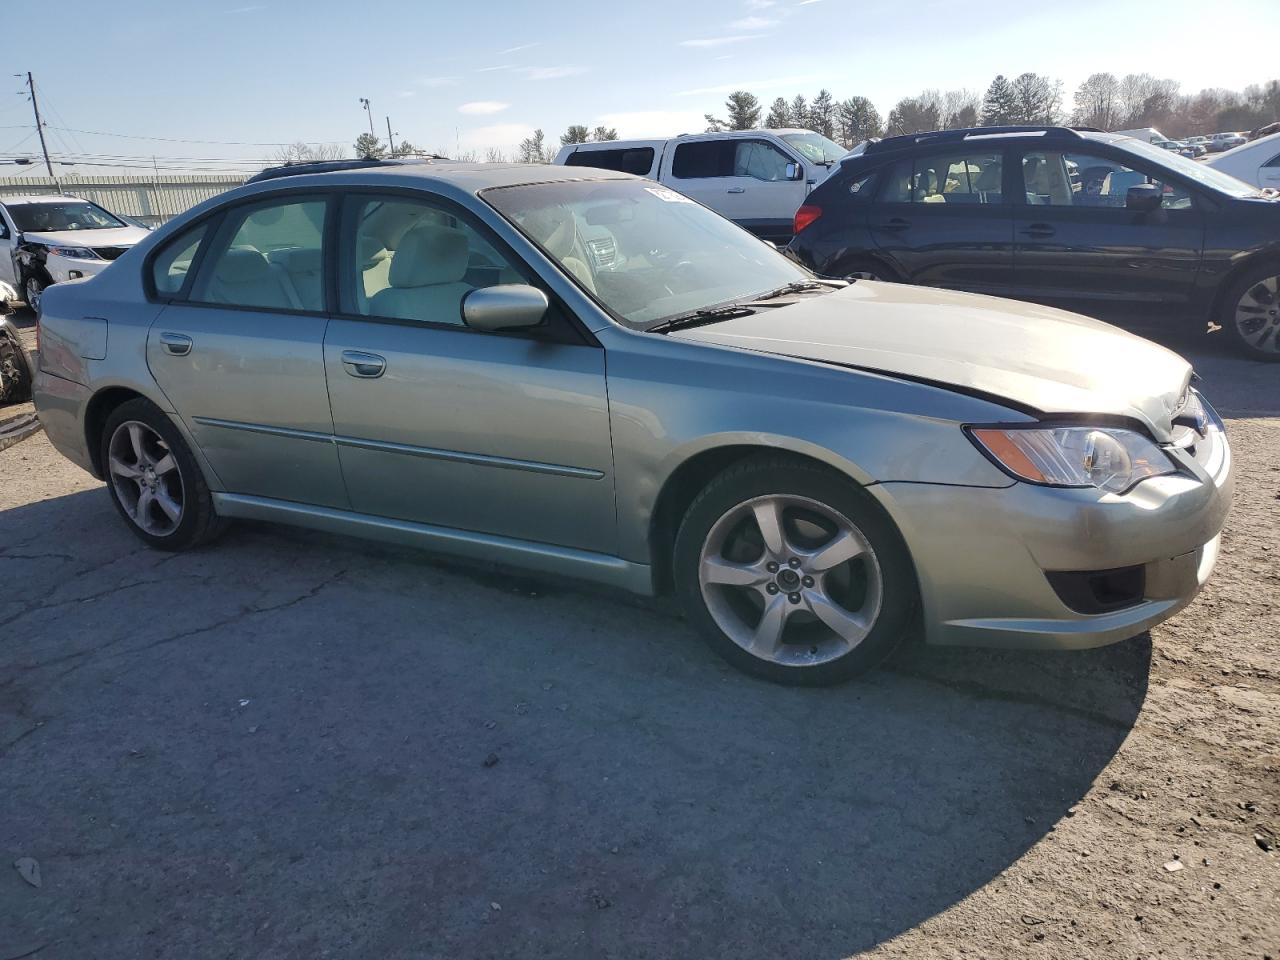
[671,139,795,181]
[564,147,655,176]
[881,150,1005,204]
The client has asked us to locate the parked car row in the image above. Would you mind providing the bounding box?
[31,157,1233,685]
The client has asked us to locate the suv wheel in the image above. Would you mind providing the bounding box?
[23,276,45,313]
[673,456,916,685]
[1221,263,1280,361]
[101,398,225,550]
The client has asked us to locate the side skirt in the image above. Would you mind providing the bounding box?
[212,492,655,596]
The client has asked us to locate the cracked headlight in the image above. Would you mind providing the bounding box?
[967,425,1177,494]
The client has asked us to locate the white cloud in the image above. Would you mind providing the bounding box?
[679,34,763,48]
[745,0,776,7]
[527,65,588,80]
[497,42,539,55]
[458,101,511,115]
[419,76,461,87]
[593,110,709,139]
[798,0,822,4]
[729,15,778,29]
[676,74,818,96]
[475,64,516,73]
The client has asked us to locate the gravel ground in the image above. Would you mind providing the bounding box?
[0,325,1275,960]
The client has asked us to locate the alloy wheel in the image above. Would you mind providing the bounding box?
[107,420,185,536]
[697,494,883,668]
[846,270,882,281]
[24,277,43,313]
[1234,274,1280,355]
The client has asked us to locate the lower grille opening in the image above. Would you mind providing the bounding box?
[1046,565,1146,615]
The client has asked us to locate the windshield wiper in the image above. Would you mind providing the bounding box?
[750,280,834,302]
[648,304,757,334]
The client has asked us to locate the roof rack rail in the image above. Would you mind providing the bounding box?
[246,155,448,184]
[864,125,1101,155]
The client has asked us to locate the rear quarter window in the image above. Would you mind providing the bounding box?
[564,147,655,176]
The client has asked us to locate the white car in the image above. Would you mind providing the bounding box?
[555,129,845,243]
[1203,131,1280,190]
[0,195,150,311]
[1209,132,1248,153]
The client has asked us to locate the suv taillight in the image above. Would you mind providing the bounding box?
[793,204,822,235]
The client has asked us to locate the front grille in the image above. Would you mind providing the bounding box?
[92,245,130,261]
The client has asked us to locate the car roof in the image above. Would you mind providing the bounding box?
[235,161,636,198]
[0,194,90,205]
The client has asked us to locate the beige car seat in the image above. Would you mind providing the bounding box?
[368,224,473,325]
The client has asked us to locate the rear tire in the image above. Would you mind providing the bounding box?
[100,398,226,550]
[835,257,901,283]
[673,455,916,685]
[1219,262,1280,361]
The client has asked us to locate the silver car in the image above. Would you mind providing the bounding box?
[32,162,1232,685]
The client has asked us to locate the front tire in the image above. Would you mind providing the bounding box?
[673,456,916,685]
[100,398,225,550]
[23,275,45,314]
[1220,263,1280,361]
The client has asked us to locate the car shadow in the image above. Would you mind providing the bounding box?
[0,488,1151,958]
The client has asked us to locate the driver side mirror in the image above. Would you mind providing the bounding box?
[1126,183,1163,212]
[785,162,803,181]
[462,284,548,332]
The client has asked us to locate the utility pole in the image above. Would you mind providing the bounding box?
[24,72,54,177]
[385,116,396,157]
[359,98,375,139]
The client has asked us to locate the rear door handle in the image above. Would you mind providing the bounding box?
[727,186,746,194]
[1022,223,1056,238]
[159,332,192,356]
[878,218,910,232]
[341,350,386,379]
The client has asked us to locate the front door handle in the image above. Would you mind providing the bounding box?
[726,186,746,194]
[341,350,386,379]
[1022,223,1056,238]
[159,332,192,356]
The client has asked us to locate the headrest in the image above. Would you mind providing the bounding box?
[213,248,271,284]
[389,225,469,288]
[268,247,322,273]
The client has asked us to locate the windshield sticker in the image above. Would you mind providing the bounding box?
[645,186,693,204]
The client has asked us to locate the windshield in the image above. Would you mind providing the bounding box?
[781,132,846,165]
[7,200,126,233]
[1120,138,1259,197]
[483,179,811,328]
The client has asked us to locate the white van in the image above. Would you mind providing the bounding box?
[554,129,845,242]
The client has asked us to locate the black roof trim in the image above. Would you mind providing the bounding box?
[863,126,1104,156]
[245,156,449,184]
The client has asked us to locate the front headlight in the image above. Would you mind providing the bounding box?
[967,425,1177,494]
[47,245,99,260]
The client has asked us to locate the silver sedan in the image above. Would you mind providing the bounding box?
[32,162,1232,684]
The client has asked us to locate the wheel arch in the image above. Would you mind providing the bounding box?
[1209,248,1280,325]
[84,386,150,478]
[824,250,903,283]
[646,441,907,596]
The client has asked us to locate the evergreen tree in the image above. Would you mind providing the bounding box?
[836,96,883,147]
[790,95,809,129]
[810,89,836,138]
[560,125,590,146]
[765,97,791,128]
[353,132,385,159]
[591,126,619,142]
[980,75,1018,126]
[724,90,762,130]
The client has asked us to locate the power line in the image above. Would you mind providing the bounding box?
[44,124,343,147]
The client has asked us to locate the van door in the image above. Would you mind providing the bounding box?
[662,137,805,242]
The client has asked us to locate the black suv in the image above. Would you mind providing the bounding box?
[786,126,1280,360]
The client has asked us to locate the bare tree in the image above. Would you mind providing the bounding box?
[484,147,510,163]
[941,89,980,129]
[1072,73,1122,129]
[517,129,553,164]
[275,141,346,164]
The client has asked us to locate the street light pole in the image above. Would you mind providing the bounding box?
[359,98,375,139]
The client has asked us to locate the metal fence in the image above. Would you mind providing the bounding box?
[0,174,246,226]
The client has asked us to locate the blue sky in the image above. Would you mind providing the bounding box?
[2,0,1275,175]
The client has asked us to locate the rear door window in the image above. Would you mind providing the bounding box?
[564,147,655,176]
[671,140,736,179]
[880,150,1005,204]
[189,197,328,311]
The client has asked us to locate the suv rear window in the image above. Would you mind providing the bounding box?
[564,147,655,176]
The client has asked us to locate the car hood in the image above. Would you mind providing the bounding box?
[668,282,1193,441]
[20,226,148,248]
